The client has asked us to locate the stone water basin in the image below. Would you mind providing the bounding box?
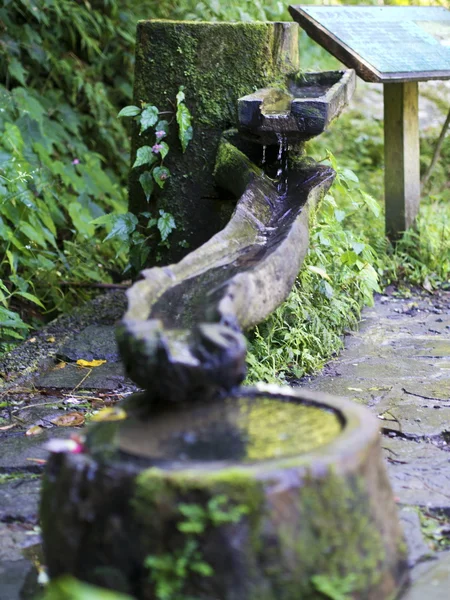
[238,70,356,143]
[41,385,409,600]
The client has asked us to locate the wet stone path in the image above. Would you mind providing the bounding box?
[0,287,450,597]
[300,287,450,595]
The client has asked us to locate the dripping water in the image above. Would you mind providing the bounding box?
[276,133,289,197]
[261,145,267,166]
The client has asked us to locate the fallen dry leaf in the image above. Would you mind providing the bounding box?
[28,337,37,343]
[46,336,56,343]
[26,458,46,465]
[76,359,107,368]
[26,425,45,436]
[53,362,66,370]
[0,423,17,431]
[90,407,127,422]
[50,412,85,427]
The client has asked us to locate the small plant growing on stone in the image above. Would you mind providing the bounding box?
[93,88,193,271]
[144,495,248,600]
[118,86,193,201]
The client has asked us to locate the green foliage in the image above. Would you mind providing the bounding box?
[120,88,192,198]
[246,159,381,383]
[39,575,134,600]
[311,573,358,600]
[143,0,289,22]
[93,92,193,272]
[419,508,450,552]
[145,495,248,600]
[0,0,138,346]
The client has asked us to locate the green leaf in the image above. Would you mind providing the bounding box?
[176,103,193,153]
[191,562,214,577]
[360,191,381,218]
[19,222,47,248]
[157,210,176,242]
[153,166,170,188]
[306,265,331,281]
[159,141,169,159]
[104,213,138,243]
[176,88,185,105]
[155,120,169,134]
[90,213,119,227]
[132,146,158,169]
[139,171,154,202]
[8,57,27,85]
[15,291,45,308]
[340,251,358,267]
[140,105,159,133]
[68,202,95,237]
[117,105,141,118]
[0,306,29,329]
[40,575,134,600]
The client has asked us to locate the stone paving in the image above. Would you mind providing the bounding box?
[0,287,449,598]
[300,286,450,595]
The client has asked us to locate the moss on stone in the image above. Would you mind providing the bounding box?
[213,139,262,197]
[272,471,386,598]
[130,21,300,265]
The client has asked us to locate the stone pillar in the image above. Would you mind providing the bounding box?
[129,21,299,265]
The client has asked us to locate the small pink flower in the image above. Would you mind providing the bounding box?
[152,144,163,153]
[72,158,80,165]
[155,130,166,139]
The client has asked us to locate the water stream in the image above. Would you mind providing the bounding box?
[276,133,289,197]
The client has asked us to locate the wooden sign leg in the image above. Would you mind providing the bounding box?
[384,81,420,240]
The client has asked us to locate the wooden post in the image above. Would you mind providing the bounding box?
[384,82,420,239]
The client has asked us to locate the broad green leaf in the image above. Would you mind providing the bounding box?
[176,88,185,105]
[132,146,158,169]
[117,105,141,118]
[104,213,138,243]
[159,141,169,159]
[334,209,346,223]
[360,191,381,218]
[340,250,358,267]
[19,221,47,248]
[15,291,45,308]
[68,202,95,237]
[152,166,170,188]
[90,213,119,227]
[8,57,27,85]
[40,575,134,600]
[341,167,359,184]
[157,210,176,242]
[3,123,24,154]
[352,242,365,255]
[176,103,193,153]
[0,306,29,329]
[140,105,159,133]
[306,265,331,281]
[139,171,154,202]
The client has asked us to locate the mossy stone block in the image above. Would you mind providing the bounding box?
[130,21,299,265]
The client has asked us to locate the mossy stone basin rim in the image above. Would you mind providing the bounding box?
[116,385,376,473]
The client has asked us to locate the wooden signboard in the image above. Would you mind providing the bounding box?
[289,5,450,238]
[289,6,450,83]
